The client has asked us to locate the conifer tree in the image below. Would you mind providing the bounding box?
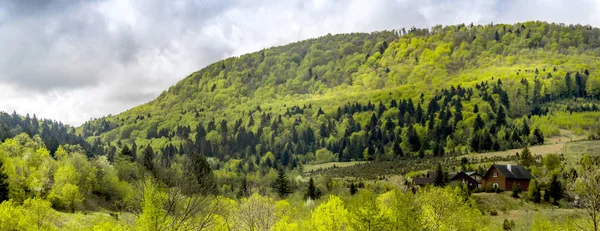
[434,163,447,187]
[305,177,321,200]
[548,174,563,204]
[273,167,292,198]
[349,182,358,195]
[527,179,541,203]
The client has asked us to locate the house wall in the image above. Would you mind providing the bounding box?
[451,173,479,190]
[482,167,506,190]
[505,179,530,192]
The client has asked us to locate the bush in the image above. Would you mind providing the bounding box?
[511,184,521,198]
[490,210,498,216]
[503,219,516,230]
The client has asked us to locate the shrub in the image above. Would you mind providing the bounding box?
[511,184,521,198]
[490,210,498,216]
[503,219,516,230]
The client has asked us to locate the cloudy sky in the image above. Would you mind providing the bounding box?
[0,0,599,126]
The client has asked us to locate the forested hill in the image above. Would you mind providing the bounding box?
[79,21,600,168]
[0,111,89,155]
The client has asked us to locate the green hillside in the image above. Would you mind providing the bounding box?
[80,21,600,166]
[0,21,600,230]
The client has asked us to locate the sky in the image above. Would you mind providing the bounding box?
[0,0,599,126]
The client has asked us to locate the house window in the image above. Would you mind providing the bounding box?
[493,183,499,188]
[492,172,498,177]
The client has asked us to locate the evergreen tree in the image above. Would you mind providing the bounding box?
[527,179,541,203]
[185,153,217,195]
[273,167,292,198]
[533,128,544,145]
[393,141,403,158]
[548,174,563,205]
[433,163,447,187]
[519,146,534,167]
[349,182,358,195]
[120,145,132,161]
[237,177,250,198]
[305,177,321,200]
[407,124,421,152]
[141,145,156,177]
[473,114,485,131]
[521,120,530,136]
[495,106,507,127]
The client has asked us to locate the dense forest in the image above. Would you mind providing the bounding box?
[79,21,600,177]
[0,21,599,229]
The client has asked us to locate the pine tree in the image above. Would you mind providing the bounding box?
[120,145,132,161]
[185,153,217,195]
[141,145,156,176]
[393,141,403,158]
[495,106,507,127]
[533,128,544,145]
[273,167,292,198]
[237,177,250,198]
[548,174,563,205]
[433,163,447,187]
[349,182,358,195]
[519,146,534,167]
[527,179,541,203]
[305,177,320,200]
[521,120,530,136]
[407,125,421,152]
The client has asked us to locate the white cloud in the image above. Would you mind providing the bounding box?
[0,0,598,126]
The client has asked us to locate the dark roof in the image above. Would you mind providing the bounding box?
[413,177,434,186]
[490,164,533,180]
[465,171,482,177]
[450,171,471,181]
[427,171,436,179]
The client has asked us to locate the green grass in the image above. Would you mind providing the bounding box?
[473,192,583,230]
[564,140,600,162]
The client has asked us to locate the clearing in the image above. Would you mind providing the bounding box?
[460,129,586,160]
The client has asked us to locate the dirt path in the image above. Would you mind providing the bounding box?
[460,129,586,159]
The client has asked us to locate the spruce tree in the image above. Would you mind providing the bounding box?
[273,167,292,198]
[549,174,563,204]
[237,177,250,198]
[305,177,320,200]
[533,128,544,145]
[527,179,541,203]
[407,124,421,152]
[519,146,534,167]
[141,145,156,176]
[349,182,358,195]
[186,153,217,195]
[433,163,447,187]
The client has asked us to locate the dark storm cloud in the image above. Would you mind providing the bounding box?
[0,0,598,125]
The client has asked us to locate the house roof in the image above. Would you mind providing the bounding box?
[464,171,481,177]
[450,171,477,181]
[413,177,434,186]
[488,164,533,180]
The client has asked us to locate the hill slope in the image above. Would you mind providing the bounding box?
[79,21,600,170]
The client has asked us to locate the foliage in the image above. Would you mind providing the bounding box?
[273,167,292,198]
[511,184,521,199]
[548,174,563,205]
[528,179,542,203]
